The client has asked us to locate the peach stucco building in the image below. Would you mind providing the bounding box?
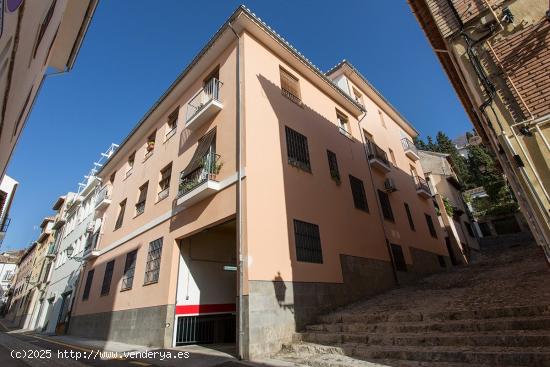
[69,6,449,358]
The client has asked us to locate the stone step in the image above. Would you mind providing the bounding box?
[339,343,550,366]
[375,359,521,367]
[319,305,550,325]
[299,330,550,348]
[307,316,550,334]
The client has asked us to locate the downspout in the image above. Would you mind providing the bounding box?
[228,22,244,360]
[356,112,399,285]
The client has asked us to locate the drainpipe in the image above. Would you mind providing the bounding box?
[356,112,399,285]
[228,22,244,360]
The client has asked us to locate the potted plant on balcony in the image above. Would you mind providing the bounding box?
[146,140,155,151]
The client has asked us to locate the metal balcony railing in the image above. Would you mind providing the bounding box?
[367,141,390,167]
[414,176,431,194]
[178,153,220,198]
[0,218,11,232]
[95,185,111,204]
[186,78,222,122]
[135,201,145,216]
[401,138,418,155]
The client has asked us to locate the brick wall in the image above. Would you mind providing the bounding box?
[491,20,550,121]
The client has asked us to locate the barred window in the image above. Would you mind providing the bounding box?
[327,150,340,183]
[285,126,311,172]
[100,260,115,296]
[82,269,94,301]
[115,199,126,230]
[349,175,368,212]
[390,244,407,272]
[135,182,148,216]
[121,250,137,291]
[280,67,301,104]
[144,238,163,284]
[158,163,172,201]
[377,190,394,222]
[404,203,415,231]
[293,220,323,264]
[425,214,437,238]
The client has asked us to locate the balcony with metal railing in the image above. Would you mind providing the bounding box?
[414,175,432,198]
[401,138,419,161]
[95,185,112,212]
[367,141,391,172]
[176,153,221,207]
[45,243,57,258]
[82,230,101,260]
[185,78,223,131]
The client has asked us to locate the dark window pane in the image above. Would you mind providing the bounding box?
[121,250,138,291]
[377,190,394,221]
[101,260,115,296]
[390,244,407,272]
[285,126,311,172]
[327,150,340,182]
[293,220,323,264]
[82,269,94,301]
[404,203,415,231]
[425,214,437,238]
[349,175,368,212]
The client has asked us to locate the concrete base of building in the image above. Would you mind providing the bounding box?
[246,250,449,358]
[68,304,174,348]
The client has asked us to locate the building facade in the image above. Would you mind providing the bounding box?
[419,150,479,264]
[69,6,449,359]
[0,175,18,246]
[0,250,22,311]
[6,243,36,326]
[0,0,98,180]
[408,0,550,263]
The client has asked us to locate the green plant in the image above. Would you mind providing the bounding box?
[442,196,454,217]
[212,161,223,175]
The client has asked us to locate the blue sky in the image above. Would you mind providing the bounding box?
[3,1,472,251]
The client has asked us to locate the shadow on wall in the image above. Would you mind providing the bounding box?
[255,73,451,340]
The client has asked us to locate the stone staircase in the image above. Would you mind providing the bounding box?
[277,244,550,366]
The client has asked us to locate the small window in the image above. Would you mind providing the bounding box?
[285,126,311,172]
[425,214,437,238]
[464,221,475,237]
[121,250,138,291]
[135,182,148,216]
[166,108,179,140]
[349,175,369,212]
[145,131,156,159]
[280,67,301,104]
[326,150,340,183]
[144,238,163,284]
[404,203,415,231]
[114,199,126,230]
[377,190,394,222]
[100,260,115,296]
[389,148,396,165]
[336,110,349,134]
[109,172,116,184]
[126,152,135,178]
[390,244,407,272]
[33,0,57,59]
[82,269,94,301]
[293,219,323,264]
[378,110,387,129]
[158,163,172,201]
[352,87,363,106]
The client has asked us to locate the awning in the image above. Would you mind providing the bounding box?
[181,128,216,177]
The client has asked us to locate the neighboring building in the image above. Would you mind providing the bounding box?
[0,250,22,310]
[408,0,550,263]
[0,0,99,180]
[39,145,116,335]
[25,217,56,330]
[419,150,479,264]
[6,243,36,326]
[69,6,448,359]
[0,175,18,246]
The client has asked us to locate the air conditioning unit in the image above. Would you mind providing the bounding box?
[384,178,398,193]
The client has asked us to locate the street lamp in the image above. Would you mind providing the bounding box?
[66,244,86,262]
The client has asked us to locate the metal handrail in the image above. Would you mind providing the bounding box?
[367,141,390,166]
[178,153,220,198]
[401,138,418,155]
[415,176,431,194]
[186,78,222,122]
[95,185,111,205]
